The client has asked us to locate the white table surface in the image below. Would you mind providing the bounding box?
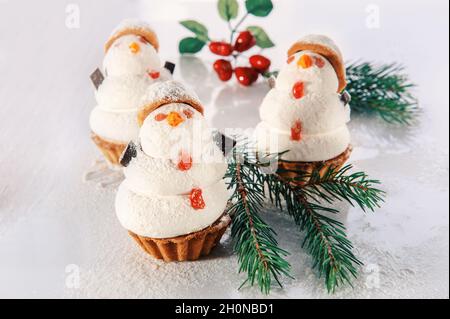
[0,0,448,298]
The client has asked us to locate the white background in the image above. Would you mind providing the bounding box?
[0,0,448,298]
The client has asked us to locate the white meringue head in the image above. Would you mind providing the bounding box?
[276,51,339,94]
[103,34,162,77]
[139,103,224,164]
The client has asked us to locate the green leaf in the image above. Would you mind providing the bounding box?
[218,0,239,21]
[247,26,275,48]
[179,20,209,42]
[179,37,206,54]
[245,0,273,17]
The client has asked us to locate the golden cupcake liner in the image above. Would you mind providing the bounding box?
[91,133,127,166]
[128,214,231,262]
[277,145,353,186]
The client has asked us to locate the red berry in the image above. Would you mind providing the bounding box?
[183,109,194,119]
[249,55,271,73]
[190,188,206,210]
[291,120,302,142]
[235,67,259,86]
[209,42,233,56]
[213,59,233,81]
[313,56,325,68]
[234,31,256,52]
[154,113,167,121]
[292,81,305,99]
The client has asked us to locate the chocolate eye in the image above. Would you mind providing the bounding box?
[340,91,351,106]
[164,61,176,75]
[120,142,137,167]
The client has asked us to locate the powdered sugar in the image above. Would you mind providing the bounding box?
[293,34,343,60]
[141,80,201,108]
[110,19,156,39]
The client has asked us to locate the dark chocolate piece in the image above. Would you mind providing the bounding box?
[90,68,104,90]
[340,90,351,106]
[212,131,236,157]
[164,61,176,75]
[120,141,138,167]
[268,76,277,89]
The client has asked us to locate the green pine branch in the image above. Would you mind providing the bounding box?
[225,148,291,294]
[225,143,385,293]
[346,61,419,125]
[264,163,385,292]
[291,165,384,212]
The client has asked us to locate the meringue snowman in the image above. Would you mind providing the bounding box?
[115,81,231,262]
[90,19,172,166]
[256,35,352,181]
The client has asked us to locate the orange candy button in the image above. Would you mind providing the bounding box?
[177,151,193,171]
[297,54,313,69]
[291,120,302,142]
[167,112,184,127]
[183,109,194,119]
[292,81,305,99]
[190,188,206,210]
[154,113,167,121]
[314,56,325,68]
[129,42,140,54]
[148,71,160,79]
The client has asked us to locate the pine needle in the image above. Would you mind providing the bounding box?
[226,146,291,294]
[346,61,419,125]
[226,141,385,293]
[265,164,385,292]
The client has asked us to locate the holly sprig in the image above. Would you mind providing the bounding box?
[179,0,276,86]
[226,143,385,294]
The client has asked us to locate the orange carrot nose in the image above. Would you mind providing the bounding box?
[167,112,184,127]
[129,42,140,54]
[290,120,302,142]
[297,54,313,69]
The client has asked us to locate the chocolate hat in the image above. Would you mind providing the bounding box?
[137,81,204,126]
[105,19,159,53]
